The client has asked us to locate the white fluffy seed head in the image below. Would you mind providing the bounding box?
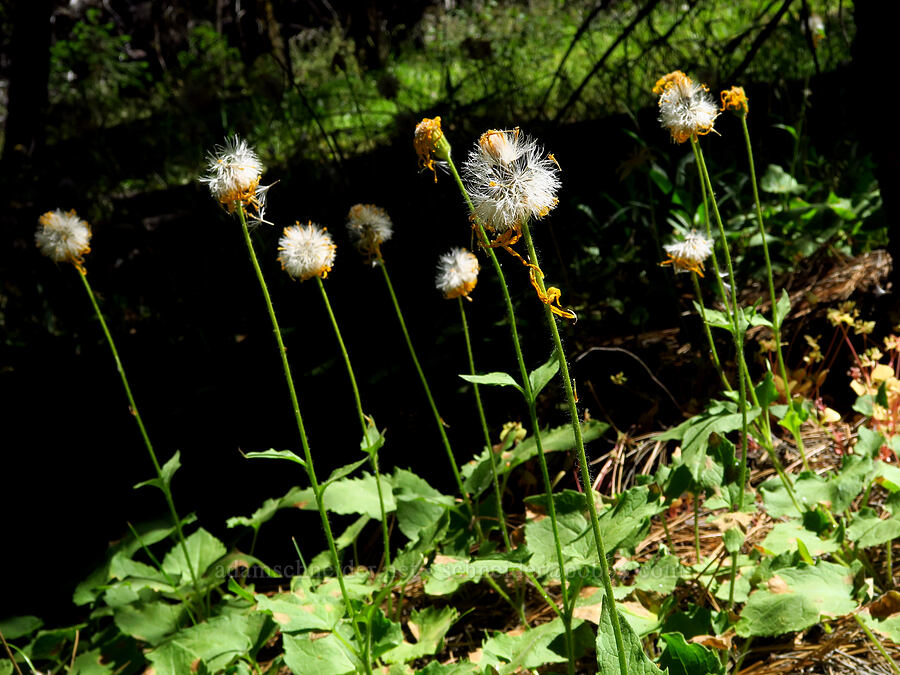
[201,136,265,211]
[278,222,336,282]
[36,209,92,270]
[346,204,393,261]
[663,230,714,274]
[655,71,719,144]
[435,248,480,299]
[462,129,561,233]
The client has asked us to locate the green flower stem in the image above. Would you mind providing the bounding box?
[692,140,751,513]
[459,296,512,550]
[693,492,702,562]
[446,156,575,674]
[315,276,392,576]
[520,223,629,675]
[236,208,370,673]
[77,269,199,594]
[484,574,528,627]
[739,112,810,471]
[691,271,732,391]
[855,614,900,675]
[376,259,479,538]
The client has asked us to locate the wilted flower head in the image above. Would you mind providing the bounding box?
[36,209,92,272]
[720,86,749,115]
[662,230,714,276]
[346,203,393,262]
[201,136,269,219]
[435,248,480,300]
[414,117,451,182]
[462,128,561,234]
[278,222,336,282]
[655,71,719,144]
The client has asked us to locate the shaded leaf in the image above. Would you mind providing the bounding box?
[528,350,560,398]
[659,632,723,675]
[597,596,665,674]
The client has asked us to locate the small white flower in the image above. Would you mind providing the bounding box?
[36,209,91,271]
[201,136,266,215]
[346,204,393,261]
[462,129,560,233]
[662,230,714,276]
[278,222,336,281]
[655,71,719,144]
[435,248,480,299]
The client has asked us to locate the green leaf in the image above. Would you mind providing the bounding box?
[854,394,875,417]
[723,527,744,555]
[778,400,809,439]
[161,527,226,580]
[772,123,799,140]
[760,164,805,194]
[597,597,665,674]
[256,586,343,632]
[861,610,900,644]
[270,473,397,520]
[383,607,458,664]
[528,350,560,398]
[759,520,840,556]
[360,415,385,455]
[847,508,900,548]
[598,485,666,556]
[227,485,309,531]
[462,421,608,497]
[877,381,890,409]
[113,599,185,646]
[70,647,115,675]
[658,400,759,483]
[147,613,272,673]
[635,551,683,595]
[0,615,42,640]
[857,427,886,458]
[134,451,181,491]
[659,632,724,675]
[459,371,522,394]
[391,468,454,541]
[243,448,306,467]
[479,617,575,671]
[423,557,530,596]
[755,371,779,410]
[366,609,404,660]
[774,289,791,327]
[735,561,857,637]
[144,640,202,675]
[323,456,371,487]
[826,191,856,220]
[283,632,357,675]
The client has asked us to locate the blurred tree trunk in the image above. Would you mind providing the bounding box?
[852,1,900,289]
[2,0,52,168]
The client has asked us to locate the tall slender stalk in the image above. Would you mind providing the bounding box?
[236,208,370,674]
[739,112,809,471]
[520,223,630,675]
[691,271,732,392]
[458,296,511,550]
[375,258,479,538]
[446,158,576,674]
[77,269,199,595]
[315,276,392,575]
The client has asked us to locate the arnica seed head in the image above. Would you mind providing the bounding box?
[201,136,268,219]
[720,86,749,115]
[36,209,92,272]
[462,128,561,234]
[278,222,336,282]
[655,71,719,144]
[662,230,714,276]
[435,247,480,300]
[346,203,393,263]
[414,117,451,182]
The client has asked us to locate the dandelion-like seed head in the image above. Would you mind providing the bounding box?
[346,203,393,262]
[720,86,749,115]
[277,221,336,282]
[36,209,92,272]
[201,136,268,217]
[435,247,480,300]
[462,128,561,233]
[414,117,451,182]
[655,71,719,144]
[662,230,714,276]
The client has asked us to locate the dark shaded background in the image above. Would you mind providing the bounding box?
[1,0,897,623]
